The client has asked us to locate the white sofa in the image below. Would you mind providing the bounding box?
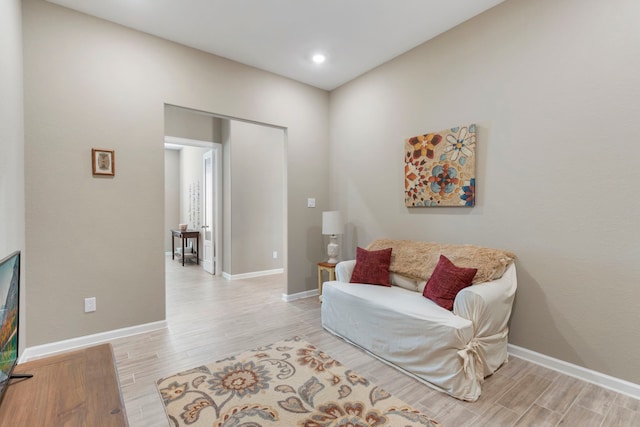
[321,249,517,402]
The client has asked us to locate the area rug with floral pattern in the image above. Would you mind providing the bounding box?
[157,336,442,427]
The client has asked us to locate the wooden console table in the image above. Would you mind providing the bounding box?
[0,343,128,426]
[171,229,200,266]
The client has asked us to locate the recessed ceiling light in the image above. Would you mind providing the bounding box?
[312,53,326,64]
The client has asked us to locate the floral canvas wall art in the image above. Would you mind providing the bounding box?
[405,124,476,207]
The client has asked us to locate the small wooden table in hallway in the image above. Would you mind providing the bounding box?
[171,229,200,266]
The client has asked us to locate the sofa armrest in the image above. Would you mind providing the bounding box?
[335,260,356,282]
[453,263,517,337]
[453,263,517,376]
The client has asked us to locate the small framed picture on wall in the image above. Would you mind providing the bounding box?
[92,148,115,176]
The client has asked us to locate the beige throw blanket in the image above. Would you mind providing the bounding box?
[367,239,515,284]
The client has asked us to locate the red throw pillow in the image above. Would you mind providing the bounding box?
[423,255,477,310]
[350,247,392,286]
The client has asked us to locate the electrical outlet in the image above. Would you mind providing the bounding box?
[273,251,278,259]
[84,297,96,313]
[307,198,316,208]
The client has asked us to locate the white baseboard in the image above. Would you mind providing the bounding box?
[23,313,637,399]
[508,344,640,400]
[19,320,168,363]
[222,268,284,280]
[282,289,318,302]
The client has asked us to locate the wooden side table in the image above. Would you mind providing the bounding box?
[317,262,337,302]
[171,229,200,266]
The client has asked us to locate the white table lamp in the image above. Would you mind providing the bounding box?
[322,211,343,264]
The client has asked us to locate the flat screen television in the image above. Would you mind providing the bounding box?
[0,250,23,404]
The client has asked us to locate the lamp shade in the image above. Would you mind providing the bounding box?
[322,211,343,235]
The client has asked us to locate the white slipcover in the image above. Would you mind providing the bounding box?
[321,260,517,402]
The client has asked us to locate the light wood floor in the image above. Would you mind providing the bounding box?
[110,257,640,427]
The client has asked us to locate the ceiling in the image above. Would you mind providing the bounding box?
[46,0,505,91]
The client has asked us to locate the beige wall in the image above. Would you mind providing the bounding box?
[329,0,640,383]
[179,146,210,232]
[229,121,284,275]
[0,0,24,258]
[0,0,25,352]
[164,150,180,252]
[22,0,329,346]
[165,105,216,142]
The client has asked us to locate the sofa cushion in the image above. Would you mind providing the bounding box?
[417,279,428,294]
[367,239,514,284]
[350,247,392,286]
[390,272,419,291]
[423,255,477,310]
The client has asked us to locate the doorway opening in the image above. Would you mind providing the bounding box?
[165,136,221,275]
[163,104,287,284]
